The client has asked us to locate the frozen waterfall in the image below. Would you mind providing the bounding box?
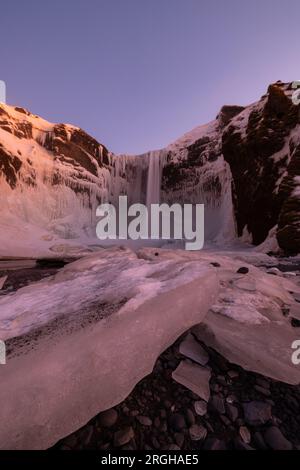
[146,150,164,207]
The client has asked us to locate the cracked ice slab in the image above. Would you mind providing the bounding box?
[0,247,218,449]
[179,333,209,366]
[140,248,300,385]
[172,360,211,402]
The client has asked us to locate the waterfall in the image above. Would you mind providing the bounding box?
[103,146,235,247]
[146,150,163,207]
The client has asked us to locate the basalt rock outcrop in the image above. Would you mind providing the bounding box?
[222,82,300,252]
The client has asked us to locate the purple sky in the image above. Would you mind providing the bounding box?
[1,0,299,154]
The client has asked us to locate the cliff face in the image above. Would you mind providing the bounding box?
[222,82,300,253]
[160,81,300,253]
[0,104,147,256]
[0,81,299,256]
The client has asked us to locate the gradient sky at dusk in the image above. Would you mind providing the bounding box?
[1,0,300,154]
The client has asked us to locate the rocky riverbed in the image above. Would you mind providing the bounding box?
[55,332,300,451]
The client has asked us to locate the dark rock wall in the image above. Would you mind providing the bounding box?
[222,82,300,251]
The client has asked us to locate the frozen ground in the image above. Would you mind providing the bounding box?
[0,247,299,449]
[0,247,218,449]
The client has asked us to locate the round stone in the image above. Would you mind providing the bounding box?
[194,400,207,416]
[113,427,134,447]
[185,408,195,426]
[136,415,152,426]
[98,408,118,427]
[239,426,251,444]
[264,426,292,450]
[189,424,207,441]
[169,413,186,431]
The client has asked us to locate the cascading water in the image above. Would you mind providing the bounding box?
[146,150,163,207]
[199,158,236,245]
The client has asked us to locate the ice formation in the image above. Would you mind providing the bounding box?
[0,248,218,449]
[0,102,236,257]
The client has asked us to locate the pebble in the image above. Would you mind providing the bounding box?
[151,437,160,449]
[114,427,134,447]
[253,431,268,450]
[136,416,152,426]
[167,444,181,450]
[255,377,270,389]
[220,415,231,426]
[264,426,293,450]
[77,425,93,446]
[189,424,207,441]
[169,413,186,432]
[239,426,251,444]
[234,438,254,451]
[254,385,271,397]
[174,432,184,448]
[98,408,118,428]
[194,400,207,416]
[211,383,221,393]
[216,375,227,386]
[154,417,160,428]
[286,395,299,410]
[185,408,195,426]
[210,395,225,414]
[226,403,239,422]
[63,433,78,448]
[203,438,227,450]
[161,421,168,432]
[243,401,272,426]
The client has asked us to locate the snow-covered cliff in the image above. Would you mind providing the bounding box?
[0,81,299,257]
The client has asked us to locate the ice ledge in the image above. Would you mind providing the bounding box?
[0,248,218,449]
